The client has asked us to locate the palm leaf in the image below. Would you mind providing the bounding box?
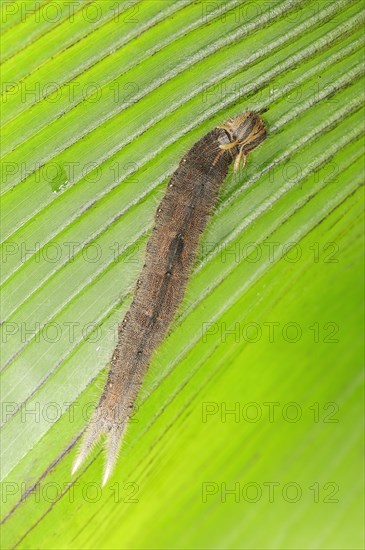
[1,0,364,548]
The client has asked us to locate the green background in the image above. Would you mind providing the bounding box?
[1,0,364,548]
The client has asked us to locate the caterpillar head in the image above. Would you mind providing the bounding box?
[217,111,267,171]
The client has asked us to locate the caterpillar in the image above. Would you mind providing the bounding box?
[72,111,267,485]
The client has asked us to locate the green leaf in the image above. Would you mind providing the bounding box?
[1,0,364,548]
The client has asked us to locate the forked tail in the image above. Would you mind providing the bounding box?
[71,396,130,486]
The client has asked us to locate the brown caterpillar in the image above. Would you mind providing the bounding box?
[72,112,267,484]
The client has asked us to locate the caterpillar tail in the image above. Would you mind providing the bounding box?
[71,400,129,486]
